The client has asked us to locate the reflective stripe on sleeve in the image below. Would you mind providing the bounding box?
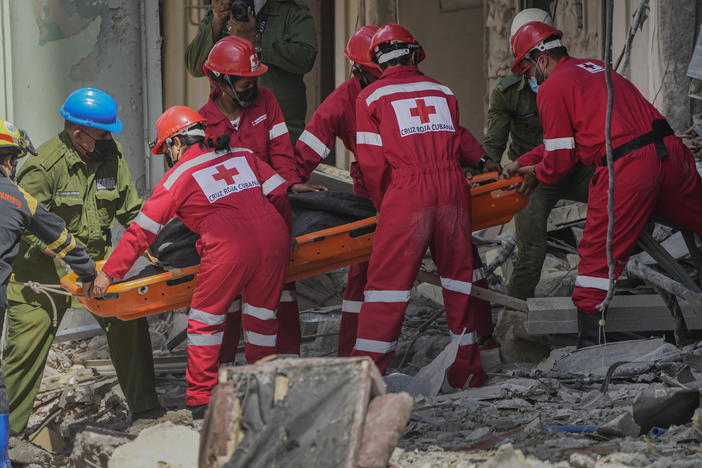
[242,303,277,321]
[440,277,473,295]
[46,229,69,251]
[134,212,163,235]
[262,174,286,195]
[299,130,331,159]
[354,338,397,354]
[544,137,575,151]
[187,331,224,346]
[449,330,478,346]
[55,235,76,259]
[575,275,610,291]
[243,330,277,347]
[342,300,363,314]
[365,81,454,105]
[269,122,289,140]
[357,132,383,147]
[364,290,410,303]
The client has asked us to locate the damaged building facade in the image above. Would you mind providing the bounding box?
[2,0,702,467]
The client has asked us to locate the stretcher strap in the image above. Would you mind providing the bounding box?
[9,281,74,328]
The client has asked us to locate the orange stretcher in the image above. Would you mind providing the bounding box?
[61,172,527,321]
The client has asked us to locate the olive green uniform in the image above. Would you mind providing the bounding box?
[4,132,159,433]
[184,0,317,144]
[483,74,593,299]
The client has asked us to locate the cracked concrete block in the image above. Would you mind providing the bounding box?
[71,429,133,468]
[569,452,595,468]
[108,422,198,468]
[495,309,549,364]
[596,412,641,438]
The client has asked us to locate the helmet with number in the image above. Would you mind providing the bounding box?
[344,25,381,70]
[370,23,426,65]
[510,8,553,40]
[60,88,122,133]
[0,120,36,158]
[203,36,268,77]
[151,106,207,155]
[510,21,563,73]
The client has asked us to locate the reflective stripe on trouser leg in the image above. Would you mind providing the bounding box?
[338,262,368,357]
[351,288,410,373]
[186,310,226,406]
[470,245,493,337]
[275,282,300,356]
[241,302,278,363]
[572,161,658,313]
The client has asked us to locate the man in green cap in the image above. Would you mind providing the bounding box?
[184,0,317,144]
[3,88,162,434]
[483,9,593,300]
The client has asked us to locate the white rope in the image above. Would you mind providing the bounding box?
[598,0,616,346]
[9,280,77,328]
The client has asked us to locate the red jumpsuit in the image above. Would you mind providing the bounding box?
[102,144,291,406]
[518,57,702,314]
[351,65,486,389]
[295,77,492,357]
[200,87,302,356]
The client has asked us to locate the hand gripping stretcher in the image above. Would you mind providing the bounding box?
[60,172,527,320]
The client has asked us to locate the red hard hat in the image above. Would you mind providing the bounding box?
[344,25,381,70]
[152,106,207,155]
[510,21,563,73]
[203,36,268,77]
[370,23,426,64]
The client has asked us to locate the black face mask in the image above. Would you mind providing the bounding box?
[227,81,258,108]
[83,132,118,161]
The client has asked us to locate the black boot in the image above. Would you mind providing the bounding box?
[576,310,601,349]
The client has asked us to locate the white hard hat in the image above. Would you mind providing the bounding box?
[510,8,554,40]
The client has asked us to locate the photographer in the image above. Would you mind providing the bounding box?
[184,0,317,144]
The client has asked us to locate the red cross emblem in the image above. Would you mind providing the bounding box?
[212,164,239,185]
[409,99,437,124]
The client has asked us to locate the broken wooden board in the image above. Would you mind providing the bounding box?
[416,271,528,312]
[525,295,702,335]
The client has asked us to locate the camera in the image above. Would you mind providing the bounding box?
[230,0,254,22]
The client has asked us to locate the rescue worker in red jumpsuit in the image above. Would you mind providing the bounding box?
[199,36,316,357]
[503,22,702,347]
[351,24,486,390]
[295,25,497,357]
[90,106,291,415]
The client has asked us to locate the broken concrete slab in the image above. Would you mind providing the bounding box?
[71,427,134,468]
[632,384,700,433]
[596,412,641,438]
[526,295,702,335]
[108,422,198,468]
[549,339,682,378]
[495,309,549,364]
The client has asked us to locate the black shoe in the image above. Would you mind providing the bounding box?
[188,404,208,420]
[576,310,602,349]
[131,406,166,421]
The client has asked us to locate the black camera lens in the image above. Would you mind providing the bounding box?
[230,0,250,22]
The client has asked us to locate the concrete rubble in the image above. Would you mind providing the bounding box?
[8,164,702,467]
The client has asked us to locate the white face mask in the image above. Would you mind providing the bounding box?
[253,0,267,14]
[528,76,540,94]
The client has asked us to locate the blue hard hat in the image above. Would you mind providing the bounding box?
[60,88,122,133]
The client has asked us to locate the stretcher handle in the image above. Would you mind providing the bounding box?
[295,216,377,247]
[469,171,523,196]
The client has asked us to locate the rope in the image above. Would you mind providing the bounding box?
[598,0,616,345]
[9,280,77,328]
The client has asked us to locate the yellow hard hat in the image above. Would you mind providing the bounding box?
[0,119,36,157]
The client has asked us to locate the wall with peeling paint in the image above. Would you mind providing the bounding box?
[6,0,163,195]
